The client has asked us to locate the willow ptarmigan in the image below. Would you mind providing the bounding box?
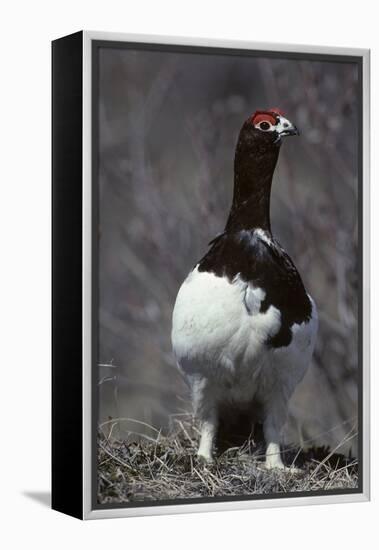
[171,109,318,469]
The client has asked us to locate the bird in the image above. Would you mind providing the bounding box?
[171,108,318,469]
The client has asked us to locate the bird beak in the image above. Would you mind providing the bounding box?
[277,115,300,137]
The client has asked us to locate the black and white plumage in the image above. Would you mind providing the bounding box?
[171,109,318,469]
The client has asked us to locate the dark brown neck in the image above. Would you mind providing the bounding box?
[225,141,280,233]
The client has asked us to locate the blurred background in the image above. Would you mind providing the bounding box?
[97,46,359,455]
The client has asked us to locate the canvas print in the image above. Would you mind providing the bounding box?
[95,43,361,506]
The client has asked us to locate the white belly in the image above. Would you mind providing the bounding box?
[171,266,318,405]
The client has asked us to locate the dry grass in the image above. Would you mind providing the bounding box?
[97,415,358,504]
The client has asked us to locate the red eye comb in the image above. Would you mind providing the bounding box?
[251,111,277,126]
[251,108,285,126]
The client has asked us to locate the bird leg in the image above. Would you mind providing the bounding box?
[197,413,217,463]
[191,376,217,463]
[263,394,287,470]
[265,440,285,470]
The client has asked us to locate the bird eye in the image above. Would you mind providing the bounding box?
[259,121,271,131]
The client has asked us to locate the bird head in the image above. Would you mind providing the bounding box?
[239,108,299,149]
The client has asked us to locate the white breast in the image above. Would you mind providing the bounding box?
[172,266,318,405]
